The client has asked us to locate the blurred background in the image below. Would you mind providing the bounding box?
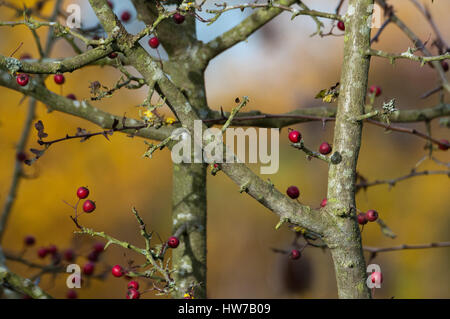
[0,0,449,298]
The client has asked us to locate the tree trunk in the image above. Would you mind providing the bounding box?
[325,0,374,298]
[171,163,207,298]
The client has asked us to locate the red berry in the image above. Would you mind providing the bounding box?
[24,235,36,246]
[126,288,140,299]
[148,37,160,49]
[37,247,49,258]
[127,281,139,290]
[438,139,449,151]
[357,213,368,225]
[83,200,96,213]
[288,130,301,143]
[108,52,118,59]
[16,152,27,162]
[16,74,29,86]
[66,93,77,100]
[442,61,449,72]
[337,21,345,31]
[87,250,100,262]
[213,163,219,169]
[107,0,113,9]
[66,290,78,299]
[290,249,301,260]
[366,209,378,222]
[20,53,32,60]
[320,198,327,208]
[83,262,95,276]
[173,13,185,24]
[54,74,65,85]
[369,85,382,97]
[286,186,300,199]
[319,142,332,155]
[121,11,131,23]
[93,242,105,253]
[77,187,89,199]
[64,249,75,262]
[371,271,383,284]
[47,244,58,255]
[112,265,125,277]
[168,236,180,248]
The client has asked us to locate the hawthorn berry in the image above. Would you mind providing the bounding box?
[127,288,140,299]
[371,271,383,284]
[369,85,382,97]
[16,74,29,86]
[93,242,105,253]
[337,21,345,31]
[286,186,300,199]
[77,187,89,199]
[127,281,139,290]
[121,11,131,23]
[112,265,125,277]
[438,139,449,151]
[366,209,378,222]
[66,93,77,100]
[87,250,100,262]
[168,236,180,248]
[66,290,78,299]
[107,0,113,9]
[319,142,332,155]
[47,245,58,255]
[320,198,327,208]
[148,37,160,49]
[19,53,32,60]
[108,52,118,59]
[83,200,96,213]
[83,262,95,276]
[24,235,36,246]
[37,247,49,258]
[357,213,368,225]
[173,13,185,24]
[54,74,65,85]
[290,249,301,260]
[64,249,75,262]
[288,130,301,143]
[442,61,449,72]
[16,152,27,162]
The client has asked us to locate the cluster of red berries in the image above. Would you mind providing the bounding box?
[77,187,96,213]
[288,130,333,155]
[126,281,140,299]
[82,242,105,276]
[357,209,379,225]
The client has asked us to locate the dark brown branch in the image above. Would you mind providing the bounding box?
[356,169,449,191]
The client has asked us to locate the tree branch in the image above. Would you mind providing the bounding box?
[0,266,52,299]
